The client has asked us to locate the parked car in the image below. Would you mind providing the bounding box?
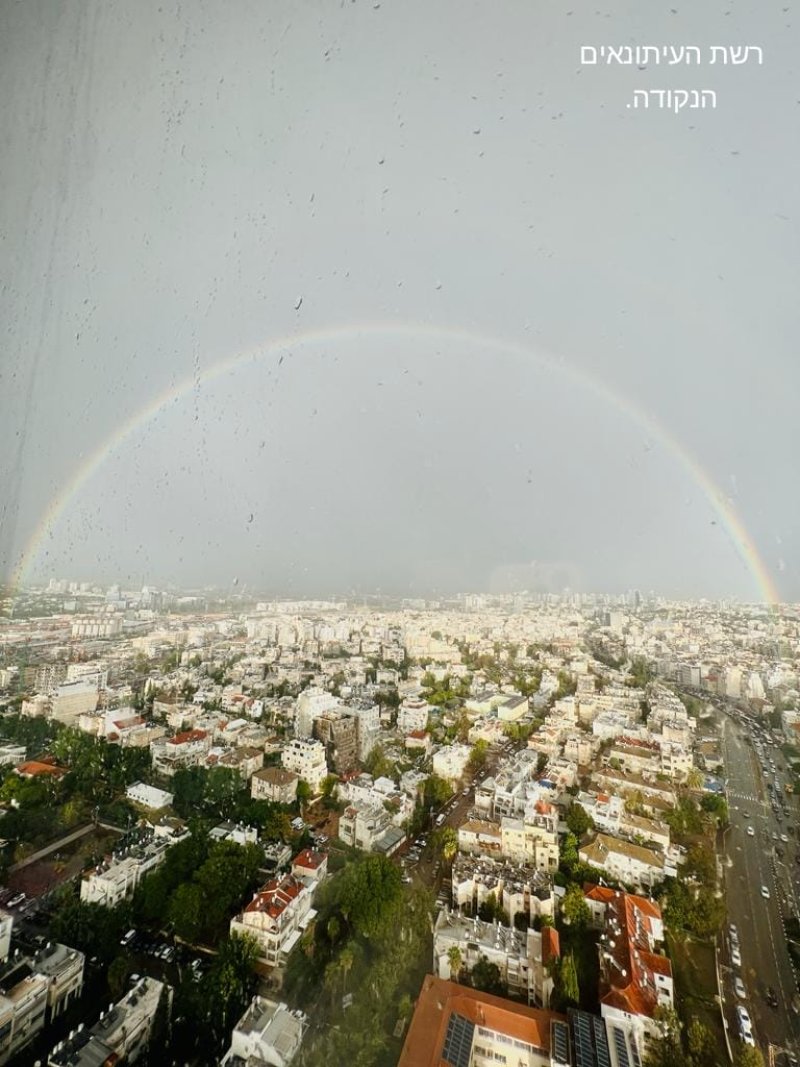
[734,977,746,999]
[731,946,742,968]
[761,885,771,900]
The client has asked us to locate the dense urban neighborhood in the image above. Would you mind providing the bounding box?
[0,584,798,1066]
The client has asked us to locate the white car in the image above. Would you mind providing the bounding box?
[761,885,771,900]
[736,1005,755,1044]
[734,977,746,999]
[731,946,742,968]
[747,826,755,837]
[729,923,739,943]
[781,834,789,844]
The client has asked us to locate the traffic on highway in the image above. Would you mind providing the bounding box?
[719,699,800,1066]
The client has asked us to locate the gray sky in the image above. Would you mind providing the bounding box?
[1,0,798,601]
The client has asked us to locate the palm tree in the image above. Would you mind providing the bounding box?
[447,945,462,981]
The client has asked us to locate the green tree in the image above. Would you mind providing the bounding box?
[469,956,505,996]
[296,778,313,815]
[467,739,489,774]
[561,884,591,929]
[734,1047,764,1067]
[447,945,462,980]
[169,882,206,943]
[686,1019,716,1067]
[431,826,458,865]
[556,953,580,1008]
[334,854,404,939]
[643,1007,682,1067]
[107,955,133,1000]
[422,774,452,809]
[565,802,594,838]
[200,933,260,1046]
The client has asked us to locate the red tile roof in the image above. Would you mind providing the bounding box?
[292,848,326,870]
[542,926,560,966]
[398,975,566,1066]
[168,729,208,746]
[243,874,304,921]
[16,760,66,778]
[586,886,671,1019]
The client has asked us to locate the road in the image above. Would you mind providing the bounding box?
[721,713,800,1060]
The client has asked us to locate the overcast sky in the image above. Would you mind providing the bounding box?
[1,0,798,601]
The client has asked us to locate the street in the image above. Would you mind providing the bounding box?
[722,714,800,1061]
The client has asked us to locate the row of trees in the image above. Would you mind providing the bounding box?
[133,830,263,944]
[0,723,151,858]
[285,854,435,1065]
[644,1007,763,1067]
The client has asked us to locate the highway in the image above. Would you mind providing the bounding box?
[721,713,800,1061]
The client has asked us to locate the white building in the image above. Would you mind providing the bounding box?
[294,688,341,739]
[80,831,189,907]
[220,996,307,1066]
[397,698,431,735]
[230,875,316,971]
[281,739,327,793]
[126,782,174,810]
[48,976,171,1067]
[432,743,472,784]
[579,833,672,890]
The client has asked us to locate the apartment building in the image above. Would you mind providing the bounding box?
[397,698,431,735]
[47,976,171,1067]
[433,743,472,784]
[313,710,358,775]
[150,729,212,777]
[434,909,560,1008]
[579,834,671,890]
[338,800,405,856]
[220,996,307,1066]
[80,830,189,907]
[398,976,570,1067]
[450,856,555,926]
[251,767,299,805]
[585,885,674,1056]
[281,739,328,793]
[229,874,315,971]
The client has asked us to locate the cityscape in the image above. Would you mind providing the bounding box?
[2,0,798,1065]
[0,584,796,1065]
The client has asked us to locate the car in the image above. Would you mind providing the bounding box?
[729,924,739,943]
[747,826,755,837]
[765,986,779,1009]
[7,893,26,909]
[731,946,742,968]
[782,834,789,843]
[736,1005,751,1028]
[761,885,771,900]
[734,977,746,999]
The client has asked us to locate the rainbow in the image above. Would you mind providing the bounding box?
[10,320,781,605]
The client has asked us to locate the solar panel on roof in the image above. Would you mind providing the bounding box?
[593,1016,611,1067]
[441,1012,475,1067]
[612,1026,632,1067]
[552,1020,570,1064]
